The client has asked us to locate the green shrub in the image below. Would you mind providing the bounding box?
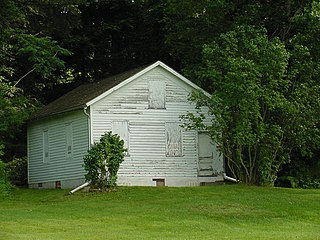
[6,157,28,186]
[275,175,320,189]
[0,161,13,196]
[0,144,4,158]
[275,176,299,188]
[299,177,320,189]
[276,157,320,189]
[83,132,126,190]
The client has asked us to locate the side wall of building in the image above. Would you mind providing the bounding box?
[28,110,89,189]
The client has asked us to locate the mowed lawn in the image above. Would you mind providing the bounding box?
[0,185,319,240]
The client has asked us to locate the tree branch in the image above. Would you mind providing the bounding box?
[12,67,36,89]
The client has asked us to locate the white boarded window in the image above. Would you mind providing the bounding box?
[149,80,166,109]
[112,121,129,154]
[43,130,49,163]
[65,123,73,159]
[165,122,182,157]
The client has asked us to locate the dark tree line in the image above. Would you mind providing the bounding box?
[1,0,319,187]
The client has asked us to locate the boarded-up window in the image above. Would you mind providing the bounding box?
[165,122,182,157]
[65,123,73,159]
[112,121,129,154]
[43,130,49,163]
[149,80,165,109]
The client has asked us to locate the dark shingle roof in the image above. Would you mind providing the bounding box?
[31,65,147,120]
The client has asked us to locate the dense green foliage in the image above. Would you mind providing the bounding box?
[64,0,169,81]
[83,132,126,189]
[0,0,74,160]
[0,186,319,239]
[183,25,292,185]
[0,160,12,196]
[5,157,27,186]
[0,0,319,186]
[178,1,320,186]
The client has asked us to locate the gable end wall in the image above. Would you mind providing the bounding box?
[90,66,223,186]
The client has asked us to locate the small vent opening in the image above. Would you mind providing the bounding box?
[153,178,165,187]
[55,181,61,189]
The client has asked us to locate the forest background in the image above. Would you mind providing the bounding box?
[1,0,319,187]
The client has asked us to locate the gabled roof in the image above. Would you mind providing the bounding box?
[31,61,210,120]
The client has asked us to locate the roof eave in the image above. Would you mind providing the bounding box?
[29,105,86,122]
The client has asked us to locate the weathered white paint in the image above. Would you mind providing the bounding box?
[86,61,211,107]
[198,132,214,176]
[149,80,166,109]
[28,62,223,188]
[28,110,89,187]
[197,132,224,177]
[165,122,182,157]
[112,120,129,152]
[90,66,223,186]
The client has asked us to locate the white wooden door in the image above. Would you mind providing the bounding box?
[198,132,214,176]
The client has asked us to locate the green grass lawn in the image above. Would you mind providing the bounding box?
[0,185,319,240]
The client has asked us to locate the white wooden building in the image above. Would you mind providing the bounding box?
[28,61,224,189]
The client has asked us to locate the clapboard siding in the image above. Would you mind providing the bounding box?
[28,62,223,188]
[90,66,220,186]
[28,110,89,184]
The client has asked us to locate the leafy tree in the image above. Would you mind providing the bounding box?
[167,0,320,186]
[163,0,310,87]
[0,0,75,160]
[63,0,169,83]
[275,1,320,185]
[163,0,233,87]
[83,132,126,190]
[182,25,292,185]
[1,1,74,87]
[0,0,319,187]
[0,82,38,159]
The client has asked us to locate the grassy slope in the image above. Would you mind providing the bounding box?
[0,185,319,240]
